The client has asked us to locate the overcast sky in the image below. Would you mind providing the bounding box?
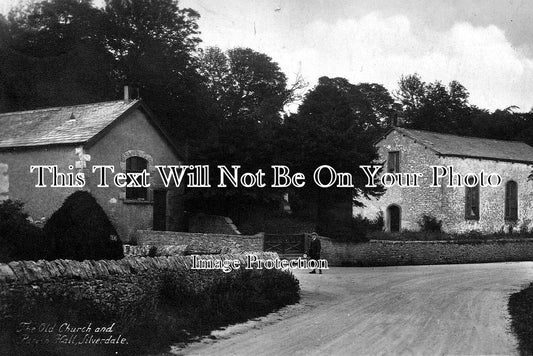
[2,0,533,111]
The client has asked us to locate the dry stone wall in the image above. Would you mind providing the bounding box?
[135,230,263,253]
[0,252,279,284]
[321,238,533,266]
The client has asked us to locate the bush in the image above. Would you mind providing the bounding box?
[370,228,533,241]
[0,199,53,262]
[509,282,533,355]
[44,191,123,261]
[417,214,442,232]
[1,265,300,355]
[148,246,158,257]
[463,229,484,240]
[353,212,384,232]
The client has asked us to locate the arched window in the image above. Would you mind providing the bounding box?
[126,156,148,200]
[465,177,480,220]
[505,181,518,221]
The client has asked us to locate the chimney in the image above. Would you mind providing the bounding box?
[124,85,131,103]
[389,112,405,127]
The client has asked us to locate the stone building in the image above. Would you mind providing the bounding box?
[356,127,533,233]
[0,90,185,242]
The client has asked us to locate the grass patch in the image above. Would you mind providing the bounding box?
[509,282,533,355]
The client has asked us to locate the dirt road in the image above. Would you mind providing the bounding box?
[171,262,533,355]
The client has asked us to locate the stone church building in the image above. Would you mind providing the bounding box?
[0,90,185,242]
[357,127,533,234]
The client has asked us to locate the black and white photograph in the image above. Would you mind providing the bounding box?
[2,0,533,355]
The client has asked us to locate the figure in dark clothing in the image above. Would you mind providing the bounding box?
[306,232,322,274]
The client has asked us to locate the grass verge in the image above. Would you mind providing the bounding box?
[509,282,533,355]
[0,267,300,356]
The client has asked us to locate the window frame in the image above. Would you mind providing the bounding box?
[464,179,480,221]
[125,156,149,201]
[505,180,518,222]
[387,151,400,173]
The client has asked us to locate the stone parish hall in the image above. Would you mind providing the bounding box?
[0,90,185,242]
[357,127,533,234]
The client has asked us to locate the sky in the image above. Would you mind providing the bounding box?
[2,0,533,111]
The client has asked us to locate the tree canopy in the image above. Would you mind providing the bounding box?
[280,76,390,237]
[4,0,533,237]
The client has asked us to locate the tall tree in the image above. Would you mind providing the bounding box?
[0,0,115,110]
[0,0,207,142]
[103,0,205,140]
[395,73,474,134]
[187,46,297,221]
[199,46,295,124]
[281,76,390,238]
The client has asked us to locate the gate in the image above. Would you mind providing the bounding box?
[263,234,306,257]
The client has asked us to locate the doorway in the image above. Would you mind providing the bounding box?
[153,189,167,231]
[387,205,401,232]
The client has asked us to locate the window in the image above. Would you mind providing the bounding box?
[465,177,480,220]
[505,181,518,221]
[126,156,148,200]
[387,151,400,173]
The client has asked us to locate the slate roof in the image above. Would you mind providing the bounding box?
[0,100,139,148]
[390,127,533,164]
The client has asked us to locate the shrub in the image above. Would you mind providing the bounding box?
[353,212,384,232]
[509,282,533,355]
[1,264,300,355]
[148,246,158,257]
[0,199,53,262]
[462,229,484,240]
[44,191,123,261]
[417,214,442,232]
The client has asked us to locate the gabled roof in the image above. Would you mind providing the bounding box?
[0,100,184,159]
[383,127,533,164]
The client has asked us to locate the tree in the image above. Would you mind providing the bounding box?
[187,47,298,222]
[395,73,425,113]
[0,0,115,110]
[199,46,297,124]
[394,73,474,134]
[281,76,390,239]
[103,0,206,141]
[0,0,207,143]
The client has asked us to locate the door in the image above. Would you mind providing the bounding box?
[153,190,167,231]
[388,205,401,232]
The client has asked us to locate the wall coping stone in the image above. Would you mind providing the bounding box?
[136,230,262,239]
[367,239,533,245]
[0,252,279,284]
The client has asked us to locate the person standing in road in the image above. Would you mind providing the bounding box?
[306,232,322,274]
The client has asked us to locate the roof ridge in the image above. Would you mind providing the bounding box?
[0,99,136,118]
[399,127,529,145]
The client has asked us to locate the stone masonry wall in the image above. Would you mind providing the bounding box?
[135,230,263,253]
[354,129,533,233]
[0,252,279,285]
[320,237,533,266]
[0,252,280,336]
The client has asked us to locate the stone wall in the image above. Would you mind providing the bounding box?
[0,252,279,284]
[0,251,281,353]
[135,230,263,253]
[320,237,533,266]
[123,244,188,257]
